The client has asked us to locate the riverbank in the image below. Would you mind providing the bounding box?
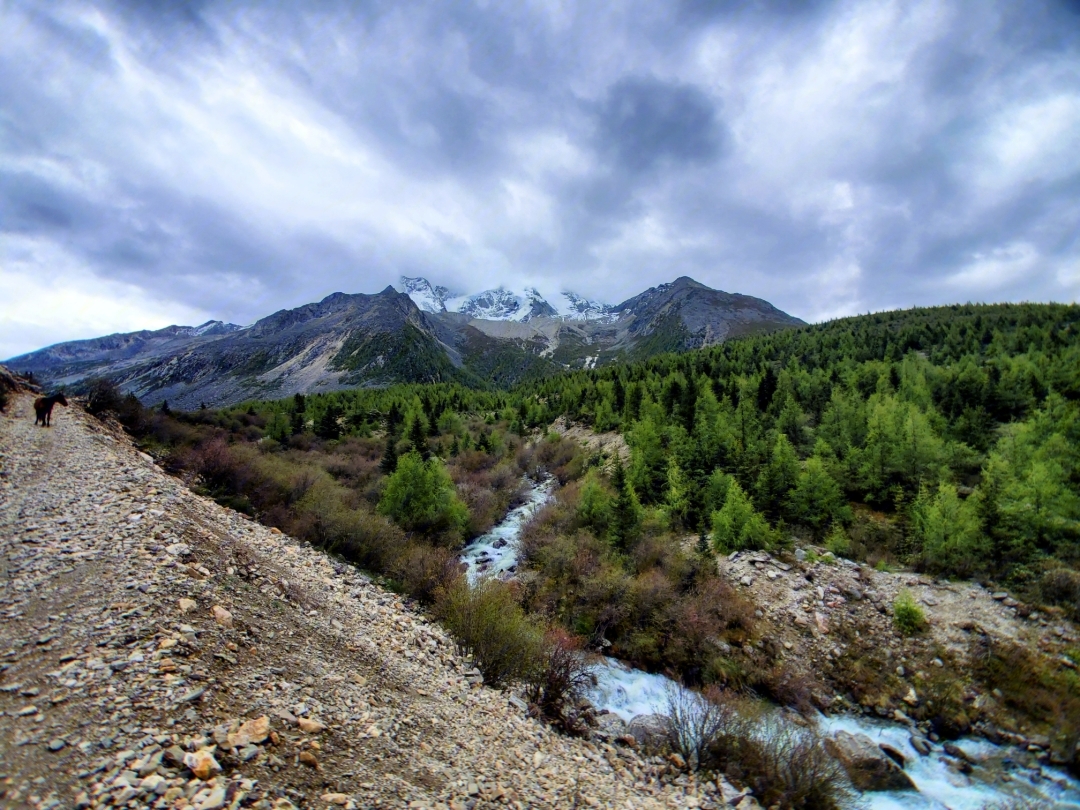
[464,472,1080,808]
[717,547,1080,762]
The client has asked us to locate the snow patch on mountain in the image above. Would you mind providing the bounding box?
[399,277,456,313]
[398,276,617,323]
[556,292,618,322]
[177,321,245,337]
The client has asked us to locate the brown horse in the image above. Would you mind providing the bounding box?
[34,393,68,426]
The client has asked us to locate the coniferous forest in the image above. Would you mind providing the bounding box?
[95,302,1080,747]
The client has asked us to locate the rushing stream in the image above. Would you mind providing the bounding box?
[461,478,1080,809]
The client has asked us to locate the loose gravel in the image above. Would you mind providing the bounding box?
[1,394,737,810]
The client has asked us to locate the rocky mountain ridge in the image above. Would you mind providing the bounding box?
[4,277,804,408]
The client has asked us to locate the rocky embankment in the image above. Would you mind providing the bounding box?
[720,547,1080,761]
[0,393,733,810]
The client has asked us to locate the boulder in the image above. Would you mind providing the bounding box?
[594,712,628,738]
[879,743,906,767]
[627,713,669,749]
[910,735,932,756]
[825,731,916,791]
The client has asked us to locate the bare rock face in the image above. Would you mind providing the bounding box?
[825,731,917,792]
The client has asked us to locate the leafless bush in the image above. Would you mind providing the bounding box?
[394,543,462,604]
[688,690,855,809]
[746,714,855,809]
[523,628,594,733]
[665,684,740,770]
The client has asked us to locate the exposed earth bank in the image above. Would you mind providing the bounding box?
[0,393,731,810]
[714,527,1080,767]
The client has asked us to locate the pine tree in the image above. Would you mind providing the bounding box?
[409,416,430,459]
[787,456,849,536]
[315,406,342,440]
[609,463,640,551]
[755,433,800,521]
[380,430,399,475]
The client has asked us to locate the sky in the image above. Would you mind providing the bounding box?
[3,0,1080,359]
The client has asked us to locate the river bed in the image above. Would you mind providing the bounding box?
[460,477,1080,809]
[459,476,554,584]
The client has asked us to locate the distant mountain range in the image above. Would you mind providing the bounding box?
[4,276,804,408]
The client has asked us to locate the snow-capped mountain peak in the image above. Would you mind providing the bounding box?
[557,292,618,322]
[400,276,456,313]
[398,276,618,323]
[456,287,559,321]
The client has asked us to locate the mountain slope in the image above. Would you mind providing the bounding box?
[0,392,700,810]
[6,288,461,409]
[6,277,804,406]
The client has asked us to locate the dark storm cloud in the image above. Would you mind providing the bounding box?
[2,0,1080,357]
[595,77,725,173]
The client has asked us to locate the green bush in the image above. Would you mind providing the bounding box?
[295,477,407,571]
[377,451,469,539]
[436,578,544,688]
[893,590,927,635]
[824,524,852,558]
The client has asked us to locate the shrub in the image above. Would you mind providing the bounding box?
[188,436,242,493]
[84,377,125,417]
[665,685,735,770]
[1039,568,1080,619]
[295,477,407,571]
[436,578,544,687]
[743,714,854,809]
[698,693,855,810]
[523,627,594,733]
[824,524,851,558]
[893,590,927,635]
[394,543,462,605]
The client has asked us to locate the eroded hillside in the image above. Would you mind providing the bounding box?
[0,395,722,810]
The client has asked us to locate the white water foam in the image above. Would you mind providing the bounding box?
[586,657,1080,809]
[459,477,553,584]
[586,656,676,722]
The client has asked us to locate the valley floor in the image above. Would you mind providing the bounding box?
[0,395,717,810]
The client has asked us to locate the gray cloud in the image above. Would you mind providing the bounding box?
[595,77,725,173]
[2,0,1080,357]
